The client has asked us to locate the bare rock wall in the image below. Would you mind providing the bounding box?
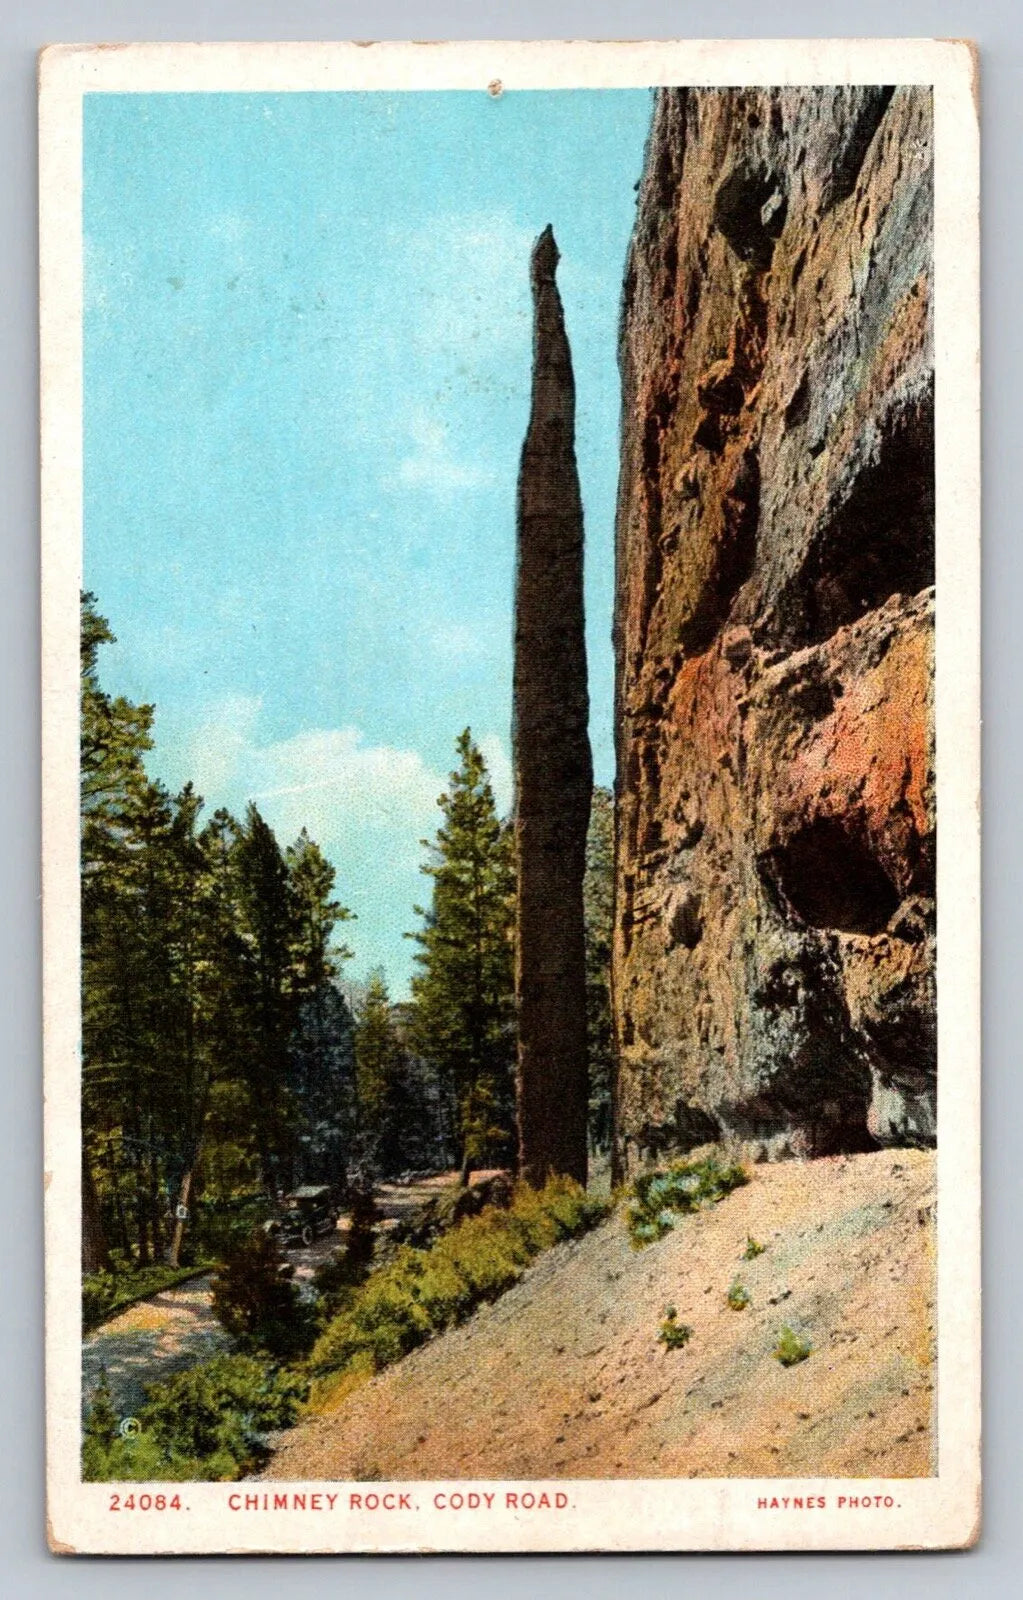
[613,87,935,1163]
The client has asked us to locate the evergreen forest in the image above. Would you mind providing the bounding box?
[80,594,614,1282]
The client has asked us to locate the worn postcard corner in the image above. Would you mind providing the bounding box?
[41,37,980,1556]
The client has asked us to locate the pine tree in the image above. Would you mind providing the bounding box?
[231,803,304,1190]
[286,829,352,992]
[162,784,232,1265]
[354,971,404,1175]
[80,594,359,1268]
[285,830,357,1186]
[287,983,357,1188]
[80,592,169,1267]
[83,1369,120,1450]
[409,731,516,1179]
[81,1147,110,1275]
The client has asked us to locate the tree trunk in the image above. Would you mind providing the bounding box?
[129,1141,150,1266]
[135,1196,150,1265]
[81,1148,110,1274]
[104,1137,131,1255]
[513,226,592,1188]
[167,1166,194,1269]
[148,1137,164,1261]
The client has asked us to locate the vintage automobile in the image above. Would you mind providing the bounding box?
[265,1185,339,1248]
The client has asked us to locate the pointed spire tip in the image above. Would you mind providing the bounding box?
[530,224,560,285]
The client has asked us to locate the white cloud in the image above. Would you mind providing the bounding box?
[340,209,536,459]
[367,211,535,398]
[391,413,496,500]
[189,694,264,794]
[427,622,488,661]
[177,702,516,992]
[249,727,443,854]
[207,211,252,247]
[186,706,445,866]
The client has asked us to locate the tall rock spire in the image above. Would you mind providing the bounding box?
[513,225,593,1188]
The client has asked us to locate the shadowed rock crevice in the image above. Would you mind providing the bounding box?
[679,446,760,656]
[821,85,896,212]
[713,164,788,268]
[759,819,901,935]
[777,389,935,649]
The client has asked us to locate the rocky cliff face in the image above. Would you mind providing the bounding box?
[613,87,934,1164]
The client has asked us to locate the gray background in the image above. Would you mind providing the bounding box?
[2,1,1016,1592]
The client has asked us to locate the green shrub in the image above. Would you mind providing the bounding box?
[529,1176,609,1239]
[211,1230,317,1360]
[304,1308,366,1377]
[82,1431,223,1484]
[435,1211,530,1300]
[502,1183,562,1253]
[308,1177,610,1384]
[627,1158,750,1248]
[410,1248,475,1326]
[143,1353,305,1453]
[82,1353,307,1483]
[310,1251,357,1321]
[773,1325,812,1367]
[312,1185,380,1321]
[743,1236,765,1260]
[82,1369,119,1450]
[193,1193,274,1261]
[657,1306,693,1350]
[82,1271,117,1328]
[726,1279,751,1311]
[341,1185,379,1277]
[349,1252,434,1363]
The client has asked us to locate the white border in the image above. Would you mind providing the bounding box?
[41,37,980,1555]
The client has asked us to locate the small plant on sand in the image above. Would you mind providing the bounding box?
[726,1279,751,1311]
[657,1305,693,1350]
[627,1157,749,1248]
[773,1325,812,1366]
[743,1236,765,1260]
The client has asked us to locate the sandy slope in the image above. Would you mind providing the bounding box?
[265,1149,935,1481]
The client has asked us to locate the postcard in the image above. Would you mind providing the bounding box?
[41,38,980,1554]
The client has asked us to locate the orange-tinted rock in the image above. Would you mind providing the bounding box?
[613,88,934,1162]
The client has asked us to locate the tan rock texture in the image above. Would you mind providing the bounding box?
[613,88,935,1163]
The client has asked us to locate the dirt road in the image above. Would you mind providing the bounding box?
[265,1149,936,1481]
[82,1275,230,1421]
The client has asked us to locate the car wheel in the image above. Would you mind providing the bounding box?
[300,1224,314,1247]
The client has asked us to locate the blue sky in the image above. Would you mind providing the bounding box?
[84,89,652,994]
